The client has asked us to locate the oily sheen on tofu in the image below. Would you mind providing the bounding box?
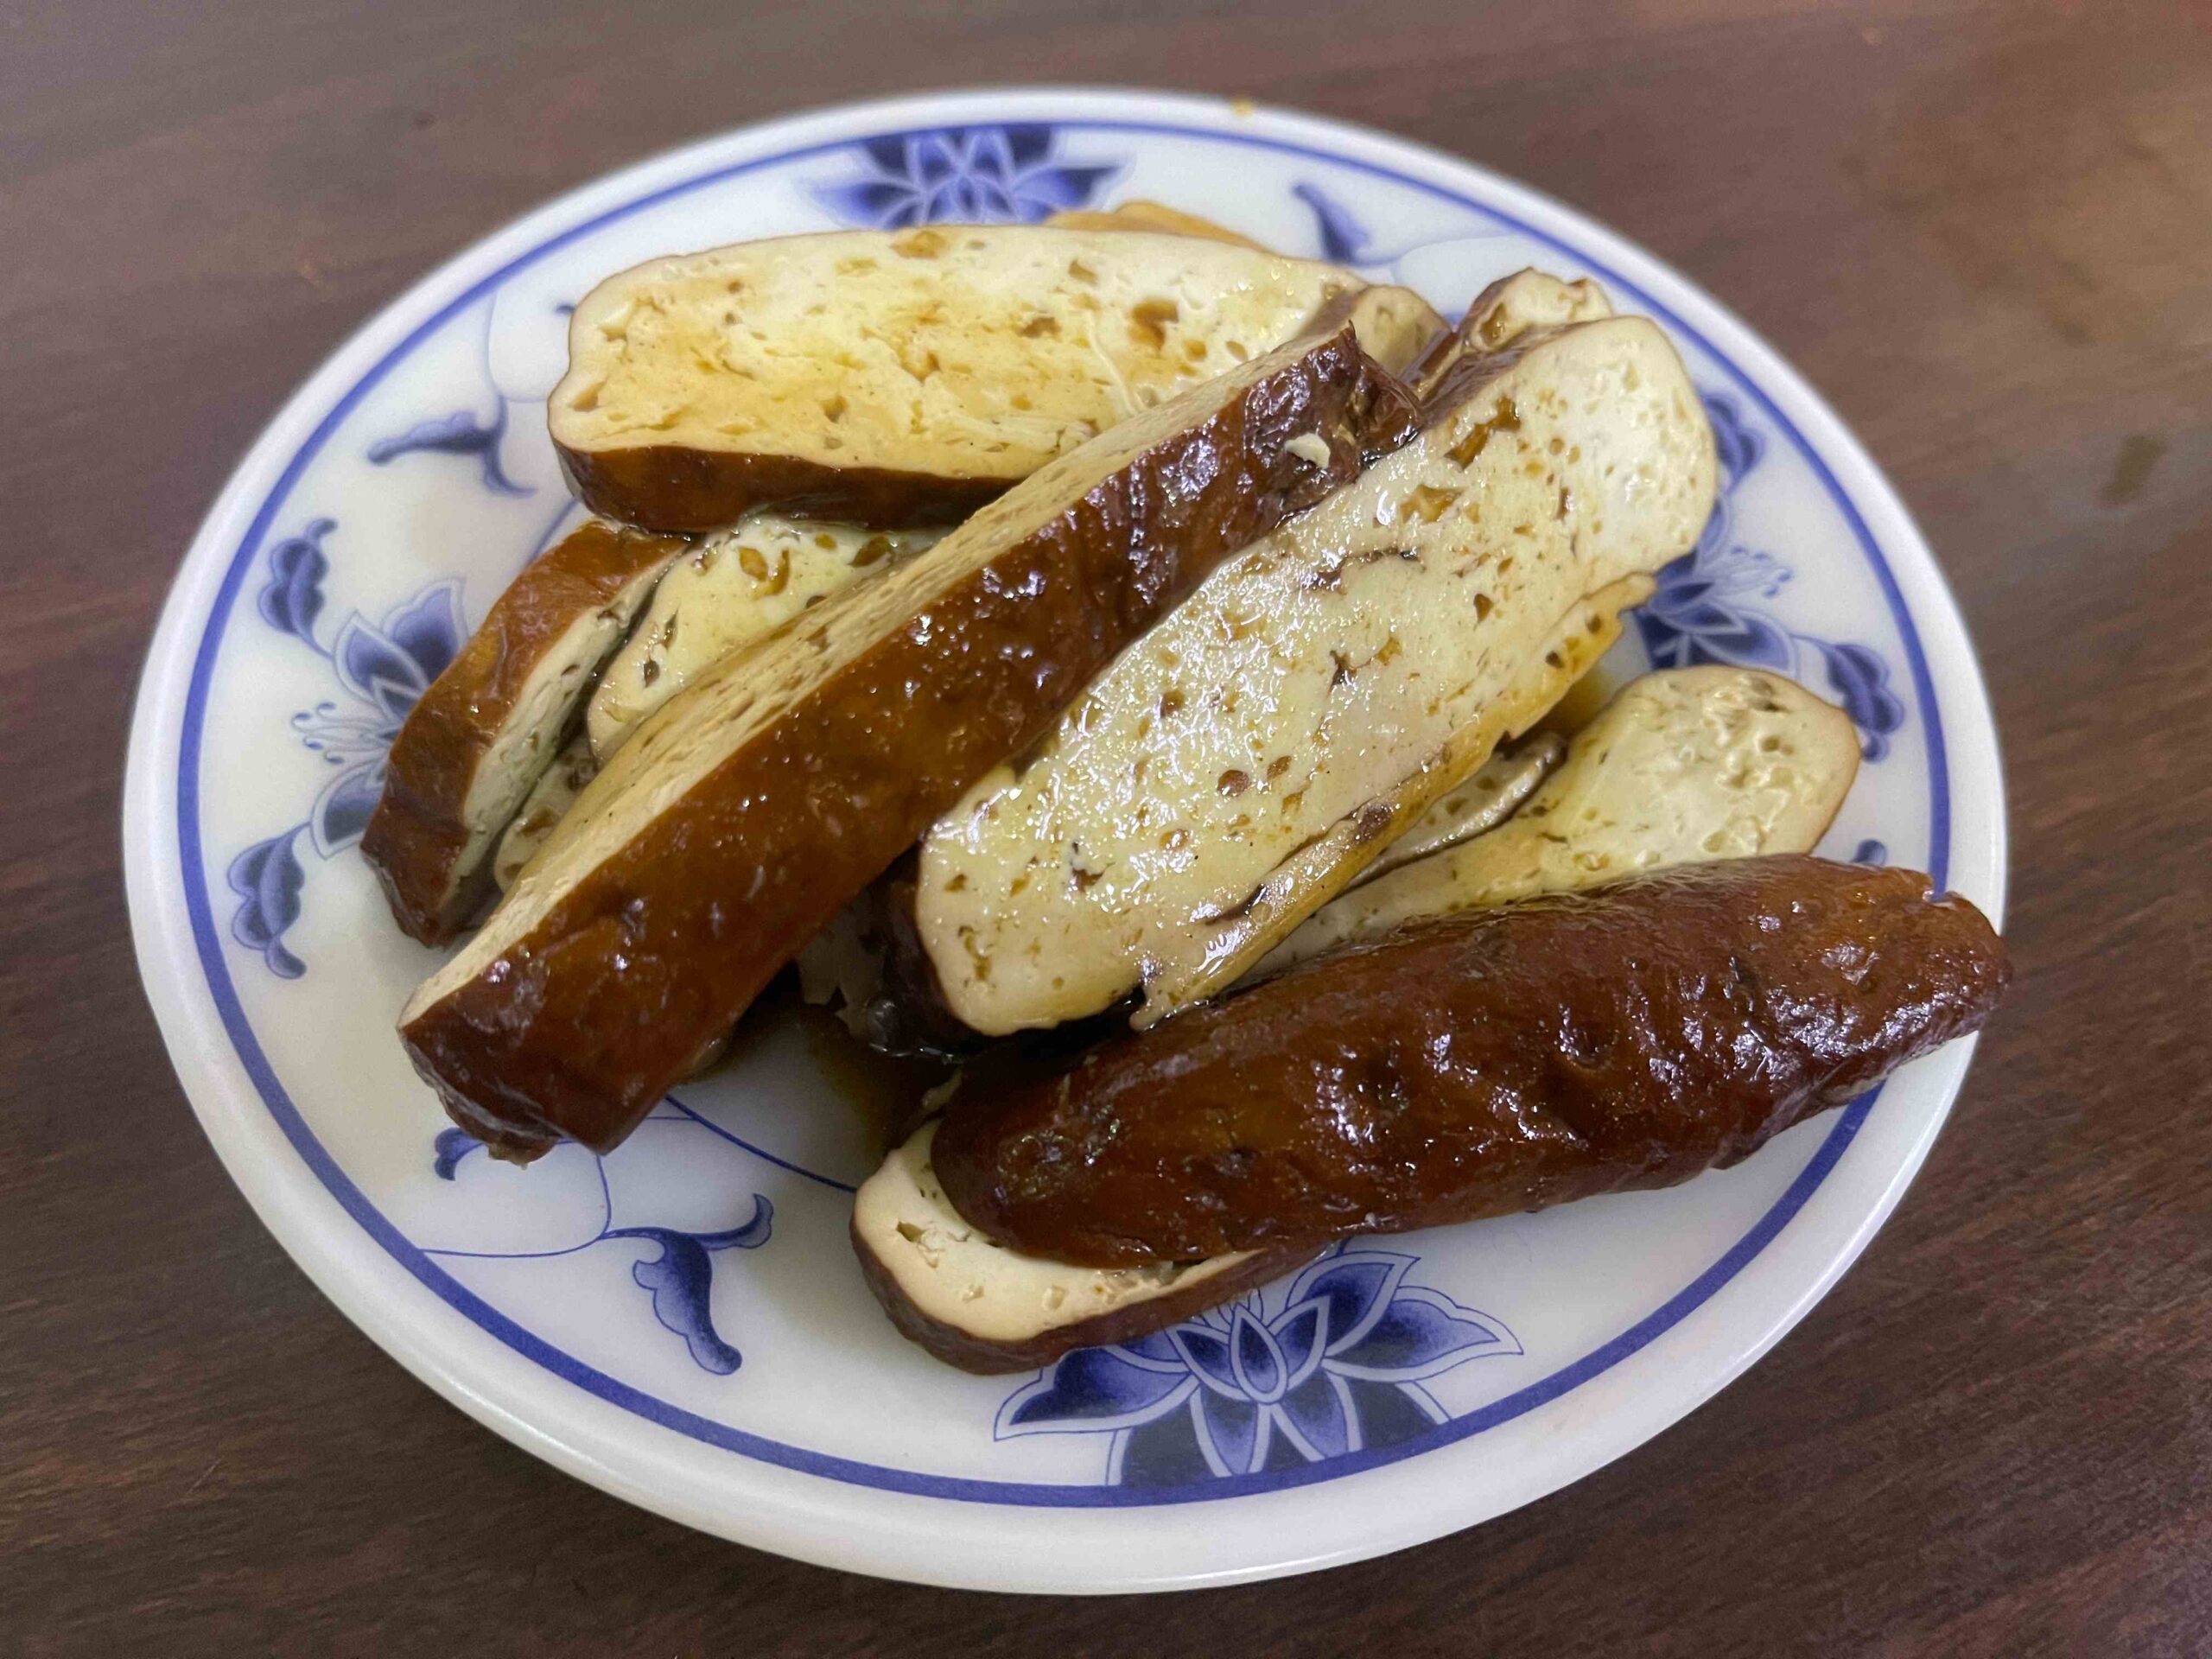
[587,512,945,759]
[550,226,1440,531]
[360,520,683,945]
[1354,732,1566,883]
[931,858,2010,1268]
[1258,666,1863,974]
[401,312,1422,1161]
[861,857,2007,1366]
[913,313,1718,1034]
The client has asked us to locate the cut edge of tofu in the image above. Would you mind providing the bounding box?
[1255,665,1864,976]
[854,1122,1310,1372]
[1130,572,1651,1025]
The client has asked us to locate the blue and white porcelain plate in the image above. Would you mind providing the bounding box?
[124,89,2006,1592]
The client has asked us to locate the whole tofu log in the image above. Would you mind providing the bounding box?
[401,311,1422,1162]
[932,857,2009,1268]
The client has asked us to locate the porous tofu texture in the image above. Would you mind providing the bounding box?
[916,315,1718,1033]
[588,512,943,758]
[854,1122,1259,1352]
[1259,666,1862,974]
[554,227,1377,485]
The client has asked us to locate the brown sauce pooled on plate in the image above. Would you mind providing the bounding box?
[792,1001,950,1156]
[702,970,952,1160]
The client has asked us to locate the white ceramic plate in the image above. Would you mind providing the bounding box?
[124,88,2005,1593]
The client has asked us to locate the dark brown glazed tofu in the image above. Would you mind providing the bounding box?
[362,520,684,945]
[932,856,2009,1267]
[400,315,1421,1162]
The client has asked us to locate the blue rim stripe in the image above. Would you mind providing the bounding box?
[173,118,1950,1507]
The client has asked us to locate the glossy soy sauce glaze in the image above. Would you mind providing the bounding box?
[559,442,1007,536]
[700,970,953,1160]
[404,322,1422,1160]
[363,519,687,944]
[933,856,2010,1267]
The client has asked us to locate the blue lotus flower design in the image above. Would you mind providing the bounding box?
[329,580,464,732]
[1637,395,1908,760]
[229,523,471,976]
[1638,531,1798,675]
[289,578,466,858]
[998,1249,1519,1485]
[811,125,1122,227]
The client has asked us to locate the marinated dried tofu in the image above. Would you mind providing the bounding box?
[1259,667,1862,974]
[916,313,1717,1033]
[552,226,1437,531]
[588,512,944,758]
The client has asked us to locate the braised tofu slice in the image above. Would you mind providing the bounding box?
[1259,667,1863,975]
[852,1122,1310,1375]
[551,225,1439,531]
[914,311,1717,1033]
[361,520,683,944]
[588,513,944,759]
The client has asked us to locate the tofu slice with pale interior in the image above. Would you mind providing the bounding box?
[552,226,1440,532]
[1256,665,1864,976]
[913,310,1718,1033]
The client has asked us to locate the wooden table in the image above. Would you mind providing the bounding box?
[7,2,2207,1652]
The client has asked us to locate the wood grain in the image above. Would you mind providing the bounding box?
[4,1,2209,1653]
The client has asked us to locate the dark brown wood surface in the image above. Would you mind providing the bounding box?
[5,1,2207,1652]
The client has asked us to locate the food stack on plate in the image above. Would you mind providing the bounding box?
[358,208,2006,1370]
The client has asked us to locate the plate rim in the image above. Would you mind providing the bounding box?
[124,85,2009,1591]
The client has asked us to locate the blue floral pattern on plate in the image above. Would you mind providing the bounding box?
[225,518,466,977]
[1637,396,1908,760]
[369,404,527,497]
[429,1132,772,1375]
[810,125,1122,227]
[998,1248,1519,1485]
[1290,178,1512,270]
[365,297,535,497]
